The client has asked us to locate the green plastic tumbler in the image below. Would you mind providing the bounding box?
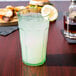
[18,11,49,66]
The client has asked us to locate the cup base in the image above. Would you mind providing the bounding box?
[22,59,46,66]
[61,30,76,44]
[64,30,76,39]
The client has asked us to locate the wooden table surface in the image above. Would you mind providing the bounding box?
[0,1,76,76]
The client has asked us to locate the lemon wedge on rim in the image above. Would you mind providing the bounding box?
[41,5,58,21]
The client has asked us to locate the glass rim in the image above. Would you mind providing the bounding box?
[63,11,69,16]
[17,9,41,16]
[64,11,76,20]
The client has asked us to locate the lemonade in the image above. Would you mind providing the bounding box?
[18,13,49,66]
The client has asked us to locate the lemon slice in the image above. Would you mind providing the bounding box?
[41,5,58,21]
